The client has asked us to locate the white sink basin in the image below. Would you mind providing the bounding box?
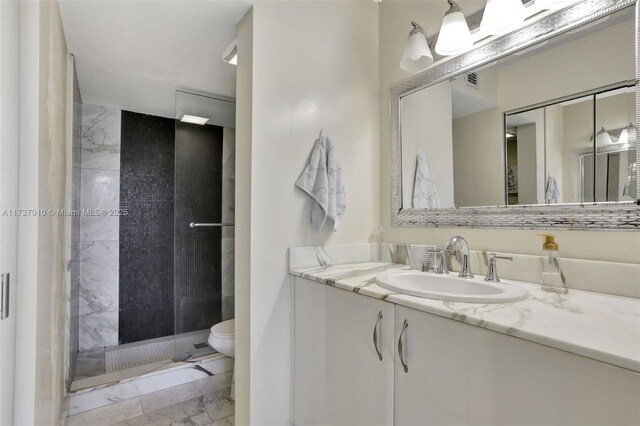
[376,271,528,303]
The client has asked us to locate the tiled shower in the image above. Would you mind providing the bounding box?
[69,93,235,381]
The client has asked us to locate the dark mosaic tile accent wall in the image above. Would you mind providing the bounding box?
[174,122,223,334]
[119,111,176,343]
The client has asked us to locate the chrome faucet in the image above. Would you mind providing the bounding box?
[444,236,474,278]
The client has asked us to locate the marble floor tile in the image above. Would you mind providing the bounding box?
[140,376,208,414]
[113,397,212,426]
[202,388,234,422]
[209,415,234,426]
[139,373,232,414]
[75,347,107,379]
[67,397,143,426]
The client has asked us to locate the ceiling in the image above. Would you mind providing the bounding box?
[59,0,250,118]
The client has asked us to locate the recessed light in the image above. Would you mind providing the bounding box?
[180,114,209,125]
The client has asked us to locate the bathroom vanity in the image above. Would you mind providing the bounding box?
[289,0,640,423]
[290,257,640,426]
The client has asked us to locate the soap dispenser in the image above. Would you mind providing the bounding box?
[539,234,567,294]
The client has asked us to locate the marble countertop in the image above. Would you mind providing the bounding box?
[290,261,640,373]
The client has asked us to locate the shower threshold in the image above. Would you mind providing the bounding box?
[67,351,234,420]
[73,330,214,385]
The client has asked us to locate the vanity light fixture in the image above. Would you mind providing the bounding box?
[400,22,434,71]
[222,39,237,65]
[480,0,527,36]
[180,114,209,125]
[506,131,516,138]
[435,0,473,56]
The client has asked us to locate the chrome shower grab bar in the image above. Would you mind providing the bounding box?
[189,223,235,228]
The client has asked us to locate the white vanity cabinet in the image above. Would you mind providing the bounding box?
[293,278,640,426]
[394,305,640,426]
[293,277,395,425]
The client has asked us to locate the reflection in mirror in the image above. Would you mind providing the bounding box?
[399,5,637,210]
[506,85,637,204]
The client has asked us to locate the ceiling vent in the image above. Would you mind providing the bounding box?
[465,72,479,89]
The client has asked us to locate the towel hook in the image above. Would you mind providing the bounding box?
[319,129,323,139]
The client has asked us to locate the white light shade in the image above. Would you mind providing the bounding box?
[619,123,636,144]
[435,2,473,56]
[400,22,433,71]
[595,127,613,145]
[618,128,628,145]
[535,0,568,9]
[480,0,527,36]
[180,114,209,125]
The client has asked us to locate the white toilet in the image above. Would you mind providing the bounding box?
[208,319,235,399]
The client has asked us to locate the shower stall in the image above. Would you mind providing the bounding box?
[69,90,235,381]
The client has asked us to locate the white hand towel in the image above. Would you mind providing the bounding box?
[545,176,560,203]
[413,148,440,209]
[296,134,346,231]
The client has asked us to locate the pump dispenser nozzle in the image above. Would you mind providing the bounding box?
[539,234,558,251]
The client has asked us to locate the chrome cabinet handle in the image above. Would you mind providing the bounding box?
[372,311,383,361]
[398,319,408,373]
[1,273,9,320]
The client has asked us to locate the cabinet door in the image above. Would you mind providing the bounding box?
[394,306,468,426]
[394,305,640,426]
[294,277,395,426]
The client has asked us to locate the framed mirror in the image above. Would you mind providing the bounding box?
[390,0,640,230]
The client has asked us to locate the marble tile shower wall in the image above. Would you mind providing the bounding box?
[79,104,121,351]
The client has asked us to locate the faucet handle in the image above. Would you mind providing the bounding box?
[489,253,513,261]
[485,253,513,282]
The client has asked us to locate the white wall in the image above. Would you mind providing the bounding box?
[497,19,635,111]
[236,2,380,423]
[517,109,545,204]
[15,0,69,424]
[452,108,504,207]
[516,123,539,204]
[545,104,564,201]
[401,84,454,208]
[379,1,640,264]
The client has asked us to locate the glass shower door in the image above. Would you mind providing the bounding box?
[173,90,235,361]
